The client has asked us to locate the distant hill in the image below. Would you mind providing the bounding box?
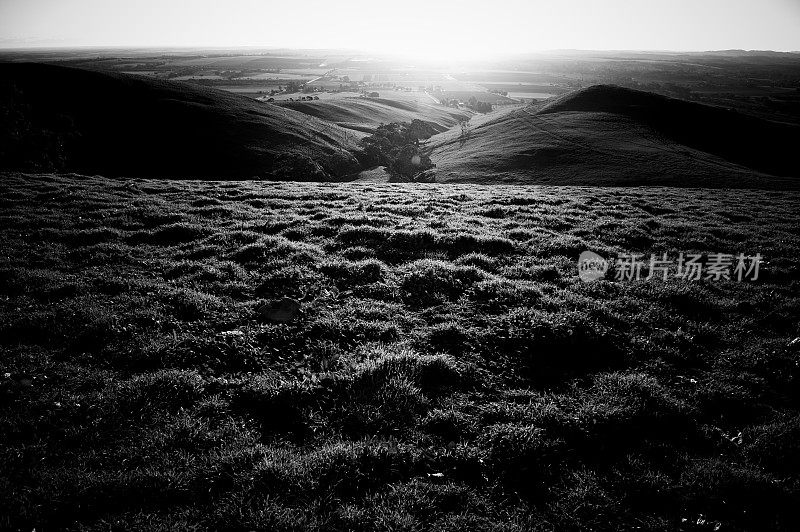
[539,85,799,178]
[276,97,470,133]
[430,85,800,188]
[0,63,360,179]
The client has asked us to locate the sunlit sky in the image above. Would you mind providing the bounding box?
[1,0,799,58]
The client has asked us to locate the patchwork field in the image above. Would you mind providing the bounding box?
[5,49,799,125]
[276,97,471,133]
[2,173,799,531]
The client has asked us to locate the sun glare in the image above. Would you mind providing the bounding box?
[2,0,799,53]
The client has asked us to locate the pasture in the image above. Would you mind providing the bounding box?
[1,173,799,531]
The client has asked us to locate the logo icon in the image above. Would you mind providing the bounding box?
[578,251,608,282]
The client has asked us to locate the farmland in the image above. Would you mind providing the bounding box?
[4,47,800,126]
[4,47,800,138]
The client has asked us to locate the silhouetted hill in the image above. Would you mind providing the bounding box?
[430,85,799,188]
[0,63,359,179]
[539,85,800,178]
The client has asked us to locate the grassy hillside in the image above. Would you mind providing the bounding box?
[430,86,800,188]
[0,63,360,179]
[539,85,800,178]
[276,97,471,133]
[2,172,799,531]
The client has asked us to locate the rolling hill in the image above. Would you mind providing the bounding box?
[276,96,471,133]
[4,68,797,188]
[0,63,360,179]
[429,85,800,188]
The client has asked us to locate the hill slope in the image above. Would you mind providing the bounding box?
[430,85,800,188]
[0,63,360,179]
[276,97,471,133]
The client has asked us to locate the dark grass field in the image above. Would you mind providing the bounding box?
[2,172,800,531]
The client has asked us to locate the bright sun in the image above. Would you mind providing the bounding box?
[1,0,799,53]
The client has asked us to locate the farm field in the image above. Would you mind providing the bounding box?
[269,89,445,106]
[276,96,471,133]
[1,173,799,531]
[3,49,800,123]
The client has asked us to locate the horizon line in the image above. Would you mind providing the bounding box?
[1,45,799,55]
